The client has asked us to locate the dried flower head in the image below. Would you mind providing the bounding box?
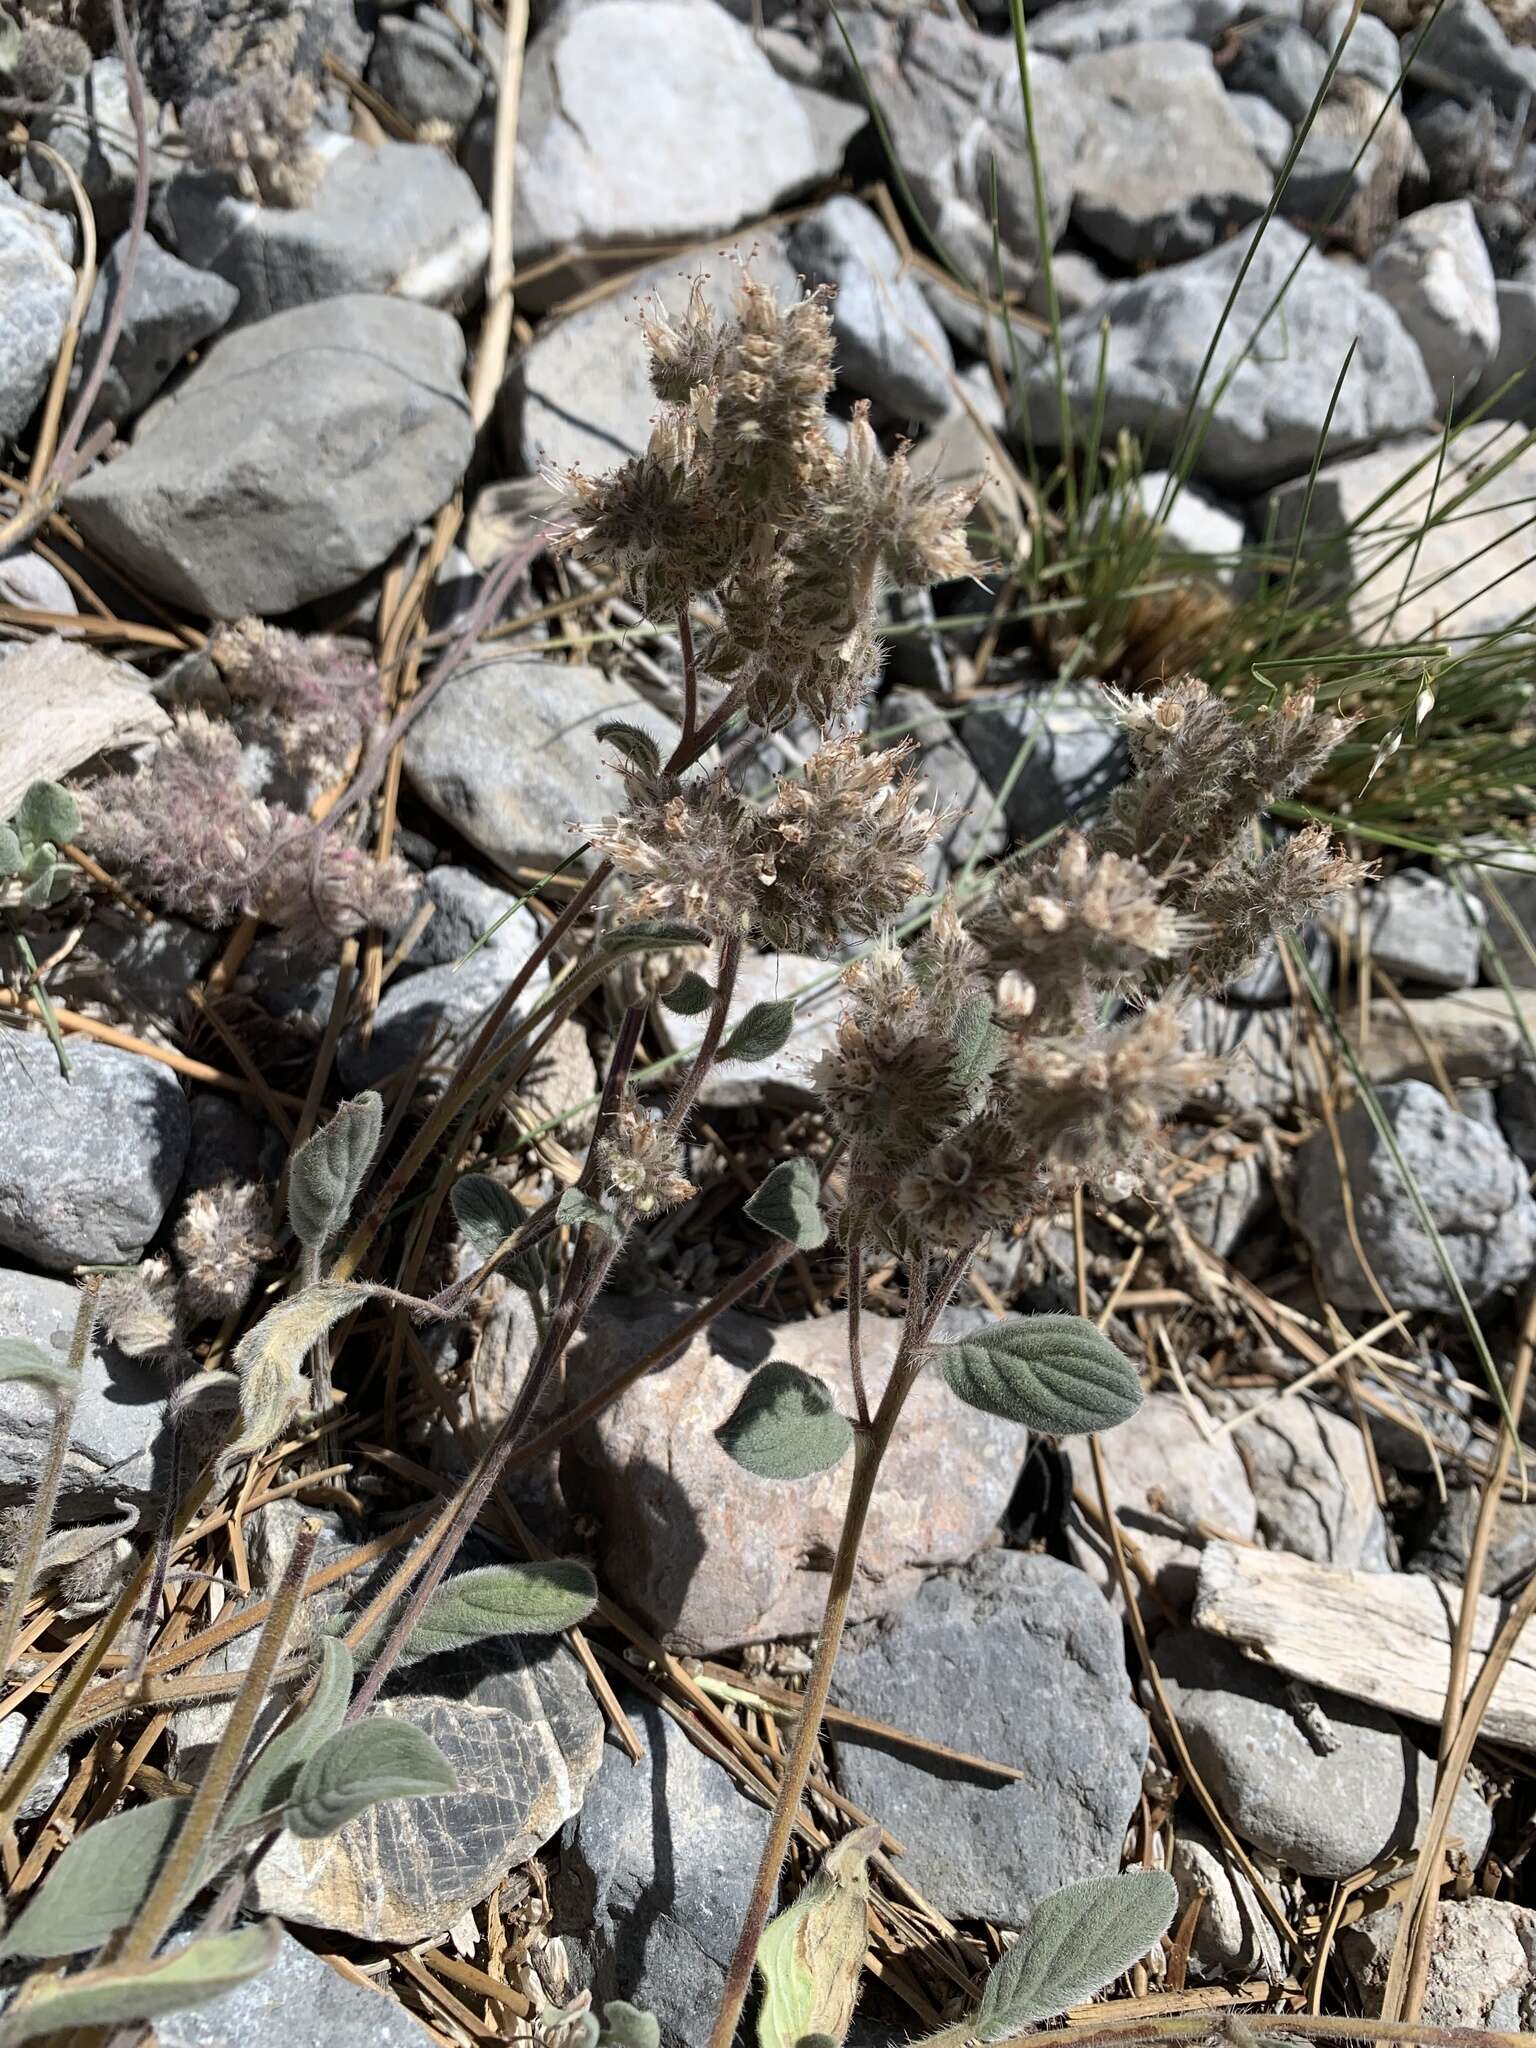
[181,70,322,206]
[561,407,738,615]
[599,1101,696,1215]
[708,277,837,523]
[96,1257,180,1360]
[175,1179,275,1322]
[896,1115,1052,1248]
[1185,824,1369,992]
[641,277,727,404]
[591,772,764,939]
[209,617,381,779]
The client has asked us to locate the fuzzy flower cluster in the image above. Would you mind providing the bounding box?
[599,1101,696,1216]
[590,737,937,955]
[819,682,1362,1247]
[78,712,415,946]
[562,276,980,732]
[180,69,321,206]
[175,1179,275,1321]
[209,617,381,781]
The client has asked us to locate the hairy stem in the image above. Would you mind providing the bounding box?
[662,934,740,1135]
[0,1277,99,1686]
[114,1521,318,1964]
[707,1253,950,2048]
[846,1243,869,1429]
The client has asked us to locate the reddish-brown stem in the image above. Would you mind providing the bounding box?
[662,934,740,1135]
[677,605,699,746]
[846,1243,869,1429]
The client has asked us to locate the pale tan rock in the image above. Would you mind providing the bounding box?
[1342,1900,1536,2025]
[0,638,167,818]
[560,1299,1029,1652]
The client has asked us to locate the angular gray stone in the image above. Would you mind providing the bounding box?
[1227,19,1329,123]
[0,1710,69,1824]
[368,17,485,136]
[403,655,679,878]
[1066,1392,1258,1610]
[1018,219,1435,488]
[1341,1900,1536,2023]
[70,913,221,1024]
[1410,1483,1536,1594]
[787,197,955,425]
[1409,0,1536,117]
[1183,997,1298,1113]
[513,0,841,275]
[1069,40,1271,263]
[690,949,841,1111]
[1365,870,1485,990]
[1464,836,1536,990]
[153,1926,437,2046]
[1028,0,1248,57]
[845,12,1086,291]
[338,867,552,1090]
[0,549,76,616]
[69,230,239,430]
[1168,1132,1270,1259]
[0,1036,189,1270]
[1480,278,1536,418]
[557,1692,774,2048]
[1294,1078,1536,1311]
[1227,90,1293,174]
[163,137,491,325]
[961,679,1127,839]
[1170,1822,1285,1983]
[1225,921,1333,1006]
[1268,423,1536,652]
[561,1300,1029,1653]
[20,59,171,241]
[1228,1393,1392,1570]
[1086,468,1247,584]
[249,1631,604,1942]
[828,1550,1148,1925]
[1321,1,1403,89]
[1369,200,1500,411]
[0,207,74,447]
[0,182,76,266]
[1159,1628,1491,1880]
[0,1265,167,1512]
[499,234,797,477]
[67,295,474,618]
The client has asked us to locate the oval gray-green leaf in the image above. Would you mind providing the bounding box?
[601,2001,661,2048]
[743,1158,827,1250]
[0,1337,75,1396]
[716,1362,852,1481]
[224,1637,353,1836]
[450,1173,524,1263]
[660,971,714,1017]
[13,779,80,852]
[0,1919,281,2045]
[950,990,1001,1095]
[408,1560,598,1657]
[283,1719,457,1839]
[287,1092,384,1251]
[936,1314,1142,1437]
[0,1797,188,1960]
[557,1187,621,1241]
[226,1283,365,1464]
[720,998,795,1063]
[594,720,664,778]
[974,1870,1176,2036]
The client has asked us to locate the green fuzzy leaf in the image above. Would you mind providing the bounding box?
[744,1158,827,1250]
[0,1797,187,1960]
[287,1092,384,1252]
[450,1174,524,1264]
[541,2006,601,2048]
[0,1337,75,1397]
[224,1637,353,1836]
[0,15,22,75]
[283,1718,457,1839]
[601,2002,661,2047]
[950,991,1001,1095]
[660,971,714,1017]
[973,1871,1176,2037]
[0,822,22,877]
[408,1561,598,1657]
[936,1315,1142,1437]
[756,1826,879,2048]
[594,721,664,779]
[16,861,76,910]
[557,1187,621,1241]
[0,1920,281,2046]
[720,999,795,1064]
[594,920,706,960]
[717,1362,852,1481]
[12,781,80,852]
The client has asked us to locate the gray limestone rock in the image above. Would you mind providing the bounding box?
[1365,870,1486,990]
[368,17,485,136]
[1017,219,1435,488]
[557,1692,774,2048]
[1069,40,1272,263]
[163,136,490,324]
[403,655,679,878]
[1158,1628,1491,1879]
[20,59,171,241]
[1228,1393,1393,1570]
[1170,1821,1285,1982]
[1341,1900,1536,2023]
[153,1926,438,2045]
[788,197,955,424]
[0,1265,167,1512]
[961,680,1127,839]
[1408,0,1536,117]
[0,207,74,448]
[69,231,239,430]
[1294,1079,1536,1311]
[828,1550,1149,1925]
[1226,18,1329,124]
[0,1035,189,1270]
[67,295,474,618]
[1369,200,1500,411]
